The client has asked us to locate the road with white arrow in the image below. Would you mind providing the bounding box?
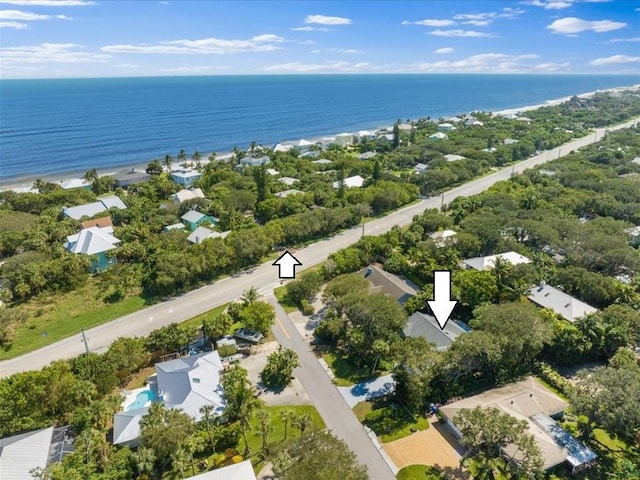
[0,118,637,379]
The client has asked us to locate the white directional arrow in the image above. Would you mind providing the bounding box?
[427,270,457,330]
[272,251,302,279]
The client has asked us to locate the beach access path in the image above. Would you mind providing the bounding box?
[0,117,638,379]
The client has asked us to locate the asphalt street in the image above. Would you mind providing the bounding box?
[0,118,637,378]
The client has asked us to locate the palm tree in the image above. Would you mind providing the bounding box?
[241,286,259,306]
[83,167,98,185]
[293,413,313,437]
[199,405,220,453]
[237,386,261,455]
[492,256,513,302]
[279,409,296,441]
[192,150,202,171]
[133,446,155,478]
[182,434,205,476]
[202,313,233,349]
[178,149,187,166]
[170,447,189,479]
[254,409,273,458]
[163,154,173,172]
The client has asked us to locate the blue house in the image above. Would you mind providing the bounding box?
[181,209,218,231]
[64,226,120,273]
[171,170,202,188]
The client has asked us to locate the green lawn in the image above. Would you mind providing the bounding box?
[0,282,149,360]
[593,428,631,456]
[396,465,446,480]
[179,303,232,331]
[354,399,429,443]
[321,350,378,387]
[273,285,298,313]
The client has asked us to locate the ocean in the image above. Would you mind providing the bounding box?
[0,74,638,184]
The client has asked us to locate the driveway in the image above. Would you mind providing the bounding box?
[337,374,396,409]
[383,417,469,477]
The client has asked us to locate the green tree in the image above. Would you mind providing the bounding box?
[254,409,273,458]
[221,364,260,455]
[163,154,173,172]
[146,159,163,175]
[392,337,442,410]
[239,300,275,335]
[280,409,296,441]
[293,413,313,436]
[273,430,368,480]
[261,346,299,390]
[82,168,98,185]
[202,313,233,349]
[132,446,155,479]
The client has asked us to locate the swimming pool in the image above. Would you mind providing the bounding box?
[126,389,158,411]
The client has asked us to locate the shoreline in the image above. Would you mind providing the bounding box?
[1,83,638,193]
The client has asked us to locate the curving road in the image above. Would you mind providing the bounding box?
[0,118,637,379]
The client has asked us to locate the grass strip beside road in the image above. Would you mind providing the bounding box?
[353,399,429,443]
[396,465,446,480]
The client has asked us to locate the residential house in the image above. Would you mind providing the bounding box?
[187,226,230,244]
[163,223,186,233]
[0,427,74,480]
[527,283,598,322]
[437,123,455,132]
[278,176,299,186]
[429,132,447,141]
[358,130,375,139]
[332,175,365,189]
[295,139,314,151]
[299,150,320,159]
[363,264,417,305]
[462,251,531,270]
[80,216,113,230]
[181,209,218,231]
[429,229,457,247]
[333,133,355,148]
[59,178,92,191]
[403,312,467,351]
[240,155,270,167]
[65,226,120,273]
[183,460,256,480]
[113,351,225,447]
[311,158,332,165]
[624,225,640,247]
[112,168,151,188]
[516,116,532,123]
[444,154,466,162]
[272,143,293,153]
[397,124,414,133]
[172,188,205,204]
[359,151,377,160]
[465,118,484,127]
[440,377,596,473]
[275,189,305,198]
[266,168,279,176]
[414,163,429,174]
[504,138,519,145]
[171,169,202,188]
[631,156,640,165]
[62,195,127,220]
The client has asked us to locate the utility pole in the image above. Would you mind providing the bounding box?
[440,192,445,212]
[361,222,365,238]
[81,329,89,355]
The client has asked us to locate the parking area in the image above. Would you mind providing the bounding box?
[382,417,469,477]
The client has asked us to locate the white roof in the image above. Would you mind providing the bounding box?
[397,124,414,130]
[429,132,447,139]
[240,155,270,166]
[335,132,353,137]
[173,188,205,203]
[171,170,202,179]
[333,175,364,189]
[113,407,147,445]
[624,225,640,236]
[414,163,428,171]
[312,159,332,164]
[631,157,640,165]
[185,460,256,480]
[272,143,293,152]
[62,195,127,220]
[275,189,305,198]
[265,169,279,175]
[296,139,314,147]
[463,251,531,270]
[165,223,186,231]
[504,138,519,145]
[278,176,298,186]
[438,123,453,128]
[444,154,465,162]
[528,284,598,322]
[181,209,207,223]
[0,427,53,480]
[60,178,91,190]
[156,351,225,421]
[429,229,457,240]
[187,226,229,244]
[65,226,120,255]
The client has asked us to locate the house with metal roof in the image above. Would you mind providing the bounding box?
[62,195,127,220]
[332,175,365,189]
[171,169,202,188]
[0,427,74,480]
[187,226,230,244]
[429,132,447,141]
[403,312,467,351]
[184,460,256,480]
[113,351,225,447]
[240,155,271,167]
[274,189,305,198]
[527,283,598,322]
[462,251,531,270]
[181,209,218,231]
[278,176,299,186]
[112,168,151,188]
[59,178,92,191]
[439,377,596,473]
[64,226,120,273]
[172,188,206,204]
[429,229,457,247]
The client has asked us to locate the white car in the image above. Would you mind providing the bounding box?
[234,328,264,343]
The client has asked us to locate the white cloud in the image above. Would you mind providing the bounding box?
[297,40,315,45]
[0,20,28,28]
[251,34,284,43]
[291,26,329,32]
[405,19,456,27]
[0,0,93,5]
[101,34,285,55]
[609,37,640,43]
[410,52,552,73]
[304,14,351,25]
[263,60,374,73]
[590,54,640,66]
[1,43,111,66]
[0,9,70,20]
[159,65,231,73]
[434,47,454,54]
[547,17,627,34]
[525,0,612,7]
[428,29,497,38]
[328,47,365,54]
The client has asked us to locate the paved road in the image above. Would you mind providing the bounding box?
[268,297,397,480]
[1,118,637,378]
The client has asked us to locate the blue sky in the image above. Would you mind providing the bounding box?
[1,0,638,78]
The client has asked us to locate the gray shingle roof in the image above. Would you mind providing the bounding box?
[403,312,467,351]
[527,284,598,322]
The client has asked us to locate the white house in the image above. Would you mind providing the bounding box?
[444,154,466,162]
[333,175,365,189]
[358,151,376,160]
[59,178,92,190]
[463,251,531,270]
[187,226,230,244]
[528,283,598,323]
[429,229,457,247]
[333,133,354,147]
[429,132,447,141]
[240,155,270,167]
[62,195,127,220]
[278,176,299,186]
[437,123,455,132]
[414,163,429,174]
[65,226,120,272]
[113,351,225,446]
[275,189,305,198]
[184,460,256,480]
[172,188,205,204]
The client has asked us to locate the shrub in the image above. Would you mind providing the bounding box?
[300,299,315,315]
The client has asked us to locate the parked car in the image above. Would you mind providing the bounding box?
[234,328,264,343]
